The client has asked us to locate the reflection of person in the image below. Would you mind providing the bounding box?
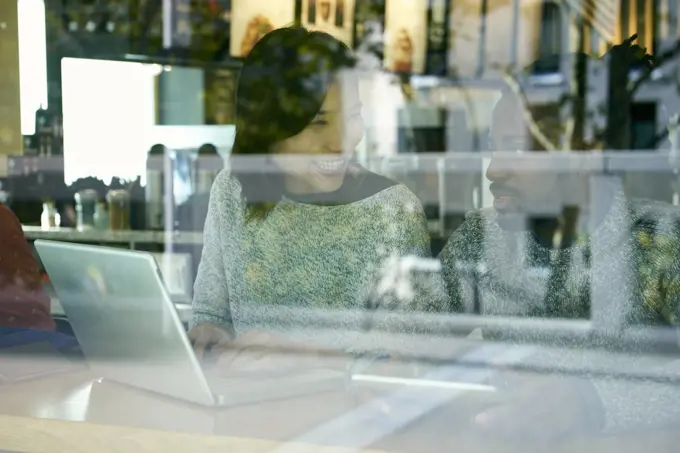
[392,28,413,72]
[189,27,446,364]
[240,14,274,56]
[0,203,55,331]
[441,49,680,439]
[335,0,344,27]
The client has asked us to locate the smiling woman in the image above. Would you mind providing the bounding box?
[229,27,365,220]
[188,27,449,364]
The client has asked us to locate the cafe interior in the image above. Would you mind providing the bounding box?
[2,1,680,452]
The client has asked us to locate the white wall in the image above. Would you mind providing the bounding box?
[61,58,157,184]
[18,0,48,136]
[61,59,236,185]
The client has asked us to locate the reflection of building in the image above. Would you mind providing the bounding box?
[445,0,677,149]
[301,0,354,46]
[450,0,661,74]
[438,0,679,204]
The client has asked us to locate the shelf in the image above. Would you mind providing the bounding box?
[22,226,204,245]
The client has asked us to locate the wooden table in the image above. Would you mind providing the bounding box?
[2,351,680,453]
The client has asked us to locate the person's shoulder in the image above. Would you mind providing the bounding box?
[0,203,22,231]
[372,182,426,216]
[465,207,495,223]
[628,198,680,223]
[382,182,421,203]
[0,202,15,217]
[627,198,680,249]
[457,207,495,236]
[203,170,248,223]
[212,169,242,192]
[439,208,493,260]
[210,170,244,203]
[628,198,680,235]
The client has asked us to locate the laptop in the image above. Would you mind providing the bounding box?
[34,239,345,407]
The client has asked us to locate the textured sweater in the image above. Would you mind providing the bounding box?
[440,187,680,433]
[192,166,447,350]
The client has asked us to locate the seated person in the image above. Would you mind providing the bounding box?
[440,43,680,440]
[189,27,448,361]
[0,202,55,332]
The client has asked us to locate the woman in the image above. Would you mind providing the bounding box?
[189,27,445,362]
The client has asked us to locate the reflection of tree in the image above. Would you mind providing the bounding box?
[497,32,663,153]
[491,9,680,317]
[449,0,544,63]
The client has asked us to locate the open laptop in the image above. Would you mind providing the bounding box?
[34,239,345,407]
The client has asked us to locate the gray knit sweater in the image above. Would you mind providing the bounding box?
[191,168,448,349]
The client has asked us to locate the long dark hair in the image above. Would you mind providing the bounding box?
[230,26,356,221]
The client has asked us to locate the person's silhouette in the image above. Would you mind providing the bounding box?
[0,203,55,331]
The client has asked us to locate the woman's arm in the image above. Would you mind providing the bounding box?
[0,203,55,331]
[191,171,235,331]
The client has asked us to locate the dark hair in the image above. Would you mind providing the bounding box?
[230,27,356,220]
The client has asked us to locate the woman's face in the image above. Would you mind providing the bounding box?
[272,78,364,194]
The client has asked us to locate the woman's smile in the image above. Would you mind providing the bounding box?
[313,157,347,174]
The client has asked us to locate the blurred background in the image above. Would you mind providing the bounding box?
[4,0,679,248]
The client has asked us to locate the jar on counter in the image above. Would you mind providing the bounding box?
[106,189,130,230]
[145,144,169,231]
[194,143,221,194]
[40,201,61,230]
[94,201,109,230]
[74,189,98,230]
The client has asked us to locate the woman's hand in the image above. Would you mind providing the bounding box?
[213,330,276,371]
[187,323,233,361]
[189,325,280,371]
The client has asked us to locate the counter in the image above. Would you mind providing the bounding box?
[2,342,679,453]
[23,226,446,247]
[22,226,204,248]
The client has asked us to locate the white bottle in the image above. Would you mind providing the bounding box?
[41,202,61,230]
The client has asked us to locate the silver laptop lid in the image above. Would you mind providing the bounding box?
[34,240,216,406]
